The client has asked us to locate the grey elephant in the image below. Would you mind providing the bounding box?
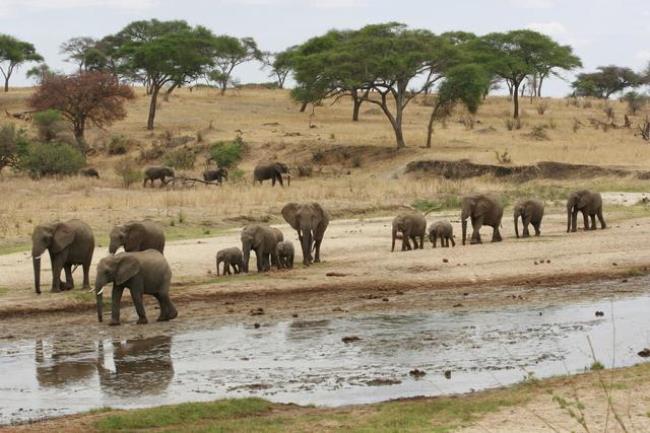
[241,224,281,273]
[254,162,290,187]
[143,166,175,187]
[109,220,165,254]
[461,194,504,245]
[80,168,99,178]
[428,220,455,248]
[94,249,177,326]
[567,190,606,232]
[281,202,330,266]
[276,241,295,269]
[392,212,426,252]
[216,247,244,275]
[203,167,228,184]
[32,219,94,294]
[514,199,545,238]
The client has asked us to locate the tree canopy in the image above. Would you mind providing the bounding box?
[0,34,42,92]
[207,36,261,95]
[572,65,644,99]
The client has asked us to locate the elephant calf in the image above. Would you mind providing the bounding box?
[254,162,290,187]
[514,199,544,238]
[461,194,504,245]
[276,241,295,269]
[94,250,177,326]
[567,190,606,232]
[216,247,244,275]
[80,168,99,178]
[428,220,455,248]
[203,167,228,184]
[109,220,165,254]
[143,166,175,188]
[392,212,426,252]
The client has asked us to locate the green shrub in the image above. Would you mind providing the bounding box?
[229,168,245,183]
[412,196,462,213]
[114,157,142,188]
[107,135,129,155]
[209,136,243,169]
[163,147,196,170]
[20,142,85,178]
[0,123,28,173]
[32,109,64,142]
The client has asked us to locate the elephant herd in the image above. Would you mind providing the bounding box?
[391,190,606,251]
[29,189,605,327]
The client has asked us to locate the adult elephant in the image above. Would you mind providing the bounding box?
[461,194,504,245]
[108,221,165,254]
[94,250,177,326]
[203,167,228,184]
[31,219,94,294]
[391,212,426,252]
[143,166,174,187]
[514,199,545,238]
[241,224,281,273]
[281,202,330,266]
[567,190,606,232]
[253,162,290,187]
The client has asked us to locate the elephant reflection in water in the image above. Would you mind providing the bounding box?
[35,336,174,397]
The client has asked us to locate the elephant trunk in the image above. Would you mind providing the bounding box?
[96,291,103,322]
[514,211,520,239]
[242,243,251,273]
[301,230,312,265]
[461,218,468,246]
[33,255,42,295]
[108,242,119,255]
[216,257,221,276]
[391,227,397,252]
[287,174,291,187]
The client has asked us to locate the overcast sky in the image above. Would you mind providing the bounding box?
[1,0,649,96]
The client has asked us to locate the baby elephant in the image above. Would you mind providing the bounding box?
[428,220,455,248]
[276,241,295,269]
[216,247,244,276]
[94,250,177,326]
[514,199,545,238]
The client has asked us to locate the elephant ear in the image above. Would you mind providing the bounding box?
[281,203,301,230]
[52,223,75,253]
[116,254,140,286]
[312,202,329,222]
[124,223,145,251]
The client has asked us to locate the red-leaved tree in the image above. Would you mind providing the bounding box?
[28,71,134,149]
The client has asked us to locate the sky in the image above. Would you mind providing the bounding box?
[1,0,649,96]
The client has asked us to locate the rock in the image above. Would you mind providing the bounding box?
[292,313,299,318]
[409,369,426,378]
[612,262,618,266]
[365,378,401,386]
[254,323,261,329]
[463,293,469,296]
[444,370,452,379]
[453,303,463,308]
[249,308,265,316]
[342,336,361,344]
[546,260,551,264]
[534,261,538,265]
[442,258,449,263]
[595,311,604,317]
[638,348,650,358]
[621,279,628,283]
[382,298,389,302]
[326,272,348,277]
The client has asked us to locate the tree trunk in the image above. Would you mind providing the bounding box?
[220,80,227,95]
[3,76,8,93]
[147,86,160,130]
[352,97,362,121]
[513,82,520,119]
[537,76,544,98]
[426,104,440,148]
[393,109,405,149]
[506,81,513,101]
[299,102,308,112]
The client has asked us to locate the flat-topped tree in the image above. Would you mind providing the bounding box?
[261,48,296,89]
[572,65,643,99]
[110,19,217,129]
[0,34,42,92]
[207,36,261,95]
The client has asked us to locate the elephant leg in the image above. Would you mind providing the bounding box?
[471,218,483,244]
[130,288,148,325]
[401,232,411,251]
[163,293,178,320]
[582,211,590,230]
[110,285,124,326]
[590,214,597,230]
[450,236,456,247]
[276,174,284,187]
[597,209,606,229]
[63,264,74,290]
[270,250,279,269]
[314,238,323,263]
[50,254,65,293]
[533,222,541,236]
[271,177,276,187]
[82,261,91,289]
[492,225,502,242]
[432,235,437,248]
[522,216,531,238]
[153,293,166,321]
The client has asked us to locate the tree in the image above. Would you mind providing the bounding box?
[28,71,135,149]
[26,63,53,83]
[473,30,579,118]
[109,19,217,129]
[572,65,643,99]
[0,123,27,173]
[533,43,581,97]
[261,49,295,89]
[426,64,490,147]
[0,34,43,92]
[207,36,261,95]
[60,37,97,71]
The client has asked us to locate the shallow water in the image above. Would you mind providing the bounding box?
[1,295,649,425]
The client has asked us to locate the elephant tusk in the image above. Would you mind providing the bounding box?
[96,287,105,296]
[88,287,96,293]
[32,254,42,260]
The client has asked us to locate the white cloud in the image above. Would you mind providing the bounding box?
[0,0,156,16]
[509,0,555,9]
[527,21,567,37]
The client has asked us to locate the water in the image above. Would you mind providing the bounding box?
[1,295,650,425]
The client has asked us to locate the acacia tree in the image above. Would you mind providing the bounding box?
[261,49,295,89]
[26,64,53,83]
[207,36,261,95]
[572,65,643,98]
[109,20,217,129]
[60,37,97,71]
[0,34,42,92]
[28,71,134,149]
[533,43,581,97]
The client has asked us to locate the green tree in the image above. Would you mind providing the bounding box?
[207,36,261,95]
[426,64,490,147]
[0,34,43,92]
[26,63,53,83]
[533,43,581,97]
[110,19,217,129]
[60,37,97,71]
[261,48,295,89]
[572,65,643,99]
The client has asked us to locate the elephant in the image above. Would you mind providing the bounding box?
[514,199,545,238]
[94,249,177,326]
[35,339,99,388]
[567,190,606,232]
[109,220,165,254]
[276,241,295,269]
[253,162,290,187]
[203,167,228,184]
[79,168,99,178]
[31,219,94,294]
[241,224,281,273]
[143,166,175,187]
[391,212,426,252]
[428,220,455,248]
[461,194,504,245]
[216,247,244,275]
[281,202,330,266]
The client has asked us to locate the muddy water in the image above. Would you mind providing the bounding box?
[2,295,650,425]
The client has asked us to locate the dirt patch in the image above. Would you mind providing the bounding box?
[311,145,412,167]
[405,159,650,181]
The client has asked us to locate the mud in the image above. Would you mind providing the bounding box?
[2,289,649,425]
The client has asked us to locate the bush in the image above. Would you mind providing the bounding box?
[32,109,64,142]
[412,196,462,213]
[20,142,85,178]
[107,134,129,155]
[505,118,523,131]
[114,157,142,188]
[621,91,649,115]
[0,123,28,173]
[229,168,245,183]
[163,147,196,170]
[536,101,548,115]
[209,136,243,169]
